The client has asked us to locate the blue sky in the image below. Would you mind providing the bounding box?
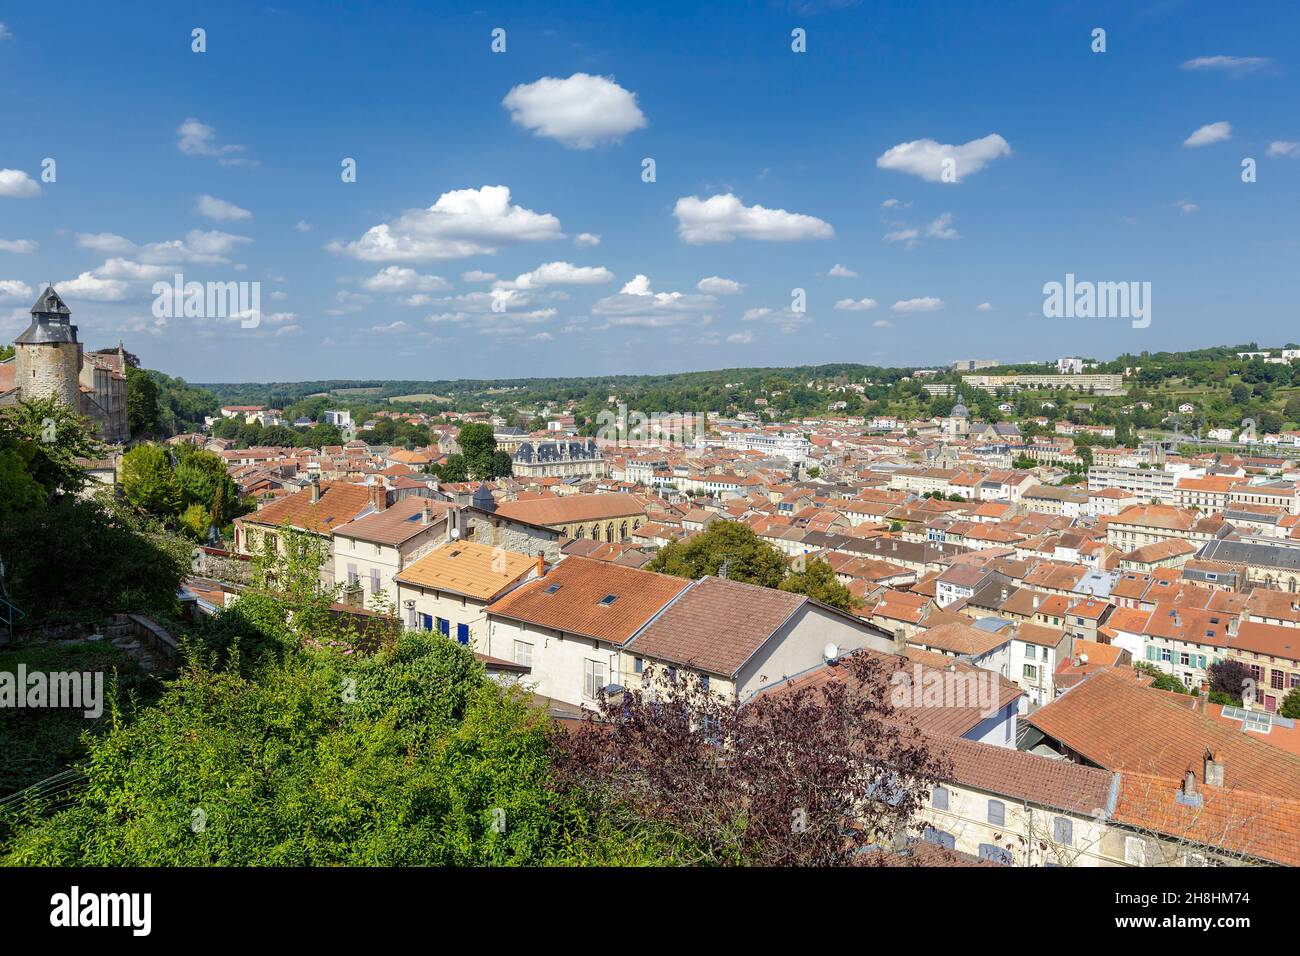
[1,0,1297,382]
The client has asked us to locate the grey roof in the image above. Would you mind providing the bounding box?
[31,286,70,316]
[15,285,78,345]
[472,482,497,512]
[514,438,599,464]
[1199,538,1300,572]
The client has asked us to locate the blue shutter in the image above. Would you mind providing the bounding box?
[456,623,470,645]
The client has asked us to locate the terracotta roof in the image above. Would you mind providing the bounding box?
[397,541,536,601]
[929,734,1115,816]
[623,576,811,678]
[335,496,452,546]
[486,555,688,645]
[241,481,372,534]
[757,648,1021,739]
[1231,620,1300,661]
[1111,772,1300,867]
[1027,669,1300,799]
[494,492,647,526]
[911,621,1011,657]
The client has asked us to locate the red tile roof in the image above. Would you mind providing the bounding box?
[486,555,687,645]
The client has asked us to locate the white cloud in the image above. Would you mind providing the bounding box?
[876,134,1011,183]
[697,276,745,294]
[1267,141,1300,158]
[828,263,857,278]
[872,319,892,328]
[0,239,38,253]
[575,232,601,247]
[57,272,130,301]
[0,280,33,301]
[0,169,40,199]
[1183,122,1231,147]
[531,331,555,342]
[891,297,944,313]
[674,193,833,244]
[503,73,647,148]
[727,331,754,344]
[461,270,496,283]
[332,185,562,262]
[295,221,312,232]
[495,261,614,291]
[76,232,136,254]
[883,227,919,245]
[590,274,714,327]
[95,258,174,281]
[880,199,911,209]
[368,321,411,335]
[976,302,992,311]
[196,194,252,222]
[1175,199,1199,215]
[0,22,12,41]
[834,297,878,311]
[361,266,451,293]
[740,306,810,334]
[1180,56,1271,74]
[926,212,959,239]
[177,118,255,166]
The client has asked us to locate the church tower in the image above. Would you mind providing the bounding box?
[14,286,82,409]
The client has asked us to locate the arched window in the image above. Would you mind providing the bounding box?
[620,521,628,540]
[606,523,615,542]
[591,524,601,542]
[575,525,584,539]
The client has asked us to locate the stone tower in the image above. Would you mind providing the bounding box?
[14,286,82,409]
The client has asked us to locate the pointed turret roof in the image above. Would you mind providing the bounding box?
[15,285,78,345]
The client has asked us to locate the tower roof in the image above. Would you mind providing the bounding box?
[31,285,70,317]
[15,285,78,345]
[472,482,497,512]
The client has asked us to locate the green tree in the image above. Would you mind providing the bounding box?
[780,560,859,612]
[647,521,788,588]
[436,454,469,483]
[0,492,188,625]
[0,439,46,521]
[1280,688,1300,720]
[125,364,162,437]
[490,449,514,479]
[458,423,498,480]
[0,398,103,499]
[121,444,182,519]
[175,448,241,525]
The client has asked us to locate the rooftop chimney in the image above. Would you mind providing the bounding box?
[1032,594,1041,610]
[1204,750,1224,788]
[536,552,546,578]
[1000,587,1009,603]
[1226,617,1238,637]
[370,484,388,512]
[446,506,463,542]
[1182,769,1197,798]
[421,499,433,525]
[309,474,321,504]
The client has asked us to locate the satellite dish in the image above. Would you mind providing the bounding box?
[823,642,839,661]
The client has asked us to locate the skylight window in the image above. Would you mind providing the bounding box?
[599,594,618,606]
[545,583,562,594]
